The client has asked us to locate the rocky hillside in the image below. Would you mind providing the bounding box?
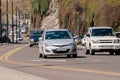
[40,0,59,29]
[58,0,120,34]
[29,0,120,34]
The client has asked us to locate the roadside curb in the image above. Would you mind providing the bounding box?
[0,66,47,80]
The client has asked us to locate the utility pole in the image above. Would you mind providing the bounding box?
[0,0,2,44]
[18,8,20,42]
[78,11,80,36]
[11,1,14,43]
[16,6,18,43]
[6,0,9,40]
[2,12,4,24]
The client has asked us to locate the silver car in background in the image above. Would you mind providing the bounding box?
[38,29,77,58]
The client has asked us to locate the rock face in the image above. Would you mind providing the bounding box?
[41,0,59,29]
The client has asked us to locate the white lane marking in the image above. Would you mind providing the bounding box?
[113,57,120,60]
[30,59,45,62]
[75,58,81,60]
[92,59,103,62]
[30,59,66,62]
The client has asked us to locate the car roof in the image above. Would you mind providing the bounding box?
[89,27,112,29]
[46,29,69,31]
[30,30,43,33]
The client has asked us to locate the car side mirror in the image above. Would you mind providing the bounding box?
[86,34,90,37]
[39,37,43,41]
[73,37,75,41]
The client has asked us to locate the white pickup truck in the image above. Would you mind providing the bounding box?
[84,27,120,55]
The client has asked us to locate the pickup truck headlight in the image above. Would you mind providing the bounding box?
[92,40,99,43]
[30,39,34,41]
[45,43,51,47]
[114,39,120,43]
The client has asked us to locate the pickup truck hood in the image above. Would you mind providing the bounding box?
[91,36,118,40]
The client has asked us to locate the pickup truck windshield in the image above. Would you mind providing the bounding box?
[92,28,114,36]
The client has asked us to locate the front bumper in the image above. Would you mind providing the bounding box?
[91,43,120,50]
[29,41,38,45]
[43,45,77,56]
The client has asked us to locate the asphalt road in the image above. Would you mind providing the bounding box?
[0,42,120,80]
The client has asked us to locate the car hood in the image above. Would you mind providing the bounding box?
[91,36,118,40]
[30,36,40,40]
[44,39,74,46]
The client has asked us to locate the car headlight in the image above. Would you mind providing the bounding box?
[30,39,34,41]
[92,40,99,43]
[68,42,76,46]
[45,43,51,46]
[114,39,120,43]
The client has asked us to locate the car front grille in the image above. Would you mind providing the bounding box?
[99,40,113,43]
[52,49,70,53]
[52,45,68,47]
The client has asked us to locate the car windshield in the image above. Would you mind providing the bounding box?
[30,31,43,36]
[30,31,43,37]
[16,35,20,38]
[45,31,72,39]
[32,33,42,36]
[92,28,114,36]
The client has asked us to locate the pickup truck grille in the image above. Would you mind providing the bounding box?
[99,40,113,43]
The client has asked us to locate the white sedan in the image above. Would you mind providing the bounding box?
[14,35,23,41]
[38,29,77,58]
[81,35,86,46]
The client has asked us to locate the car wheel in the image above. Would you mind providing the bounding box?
[109,51,114,55]
[72,54,77,58]
[90,49,95,55]
[42,49,47,59]
[84,44,90,55]
[39,54,42,58]
[42,54,47,59]
[115,50,120,55]
[67,55,71,58]
[29,44,33,47]
[89,45,95,55]
[85,48,90,55]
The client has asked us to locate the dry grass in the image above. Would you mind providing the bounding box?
[1,0,30,14]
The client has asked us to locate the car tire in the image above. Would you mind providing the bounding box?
[42,54,47,59]
[115,50,120,55]
[72,54,77,58]
[89,45,95,55]
[90,49,95,55]
[84,44,90,55]
[67,55,71,58]
[42,50,47,59]
[85,48,90,55]
[39,54,42,58]
[109,51,114,55]
[29,44,33,47]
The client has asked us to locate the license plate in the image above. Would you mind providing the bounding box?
[56,48,66,51]
[100,45,113,48]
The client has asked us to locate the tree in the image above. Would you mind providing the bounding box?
[30,0,49,29]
